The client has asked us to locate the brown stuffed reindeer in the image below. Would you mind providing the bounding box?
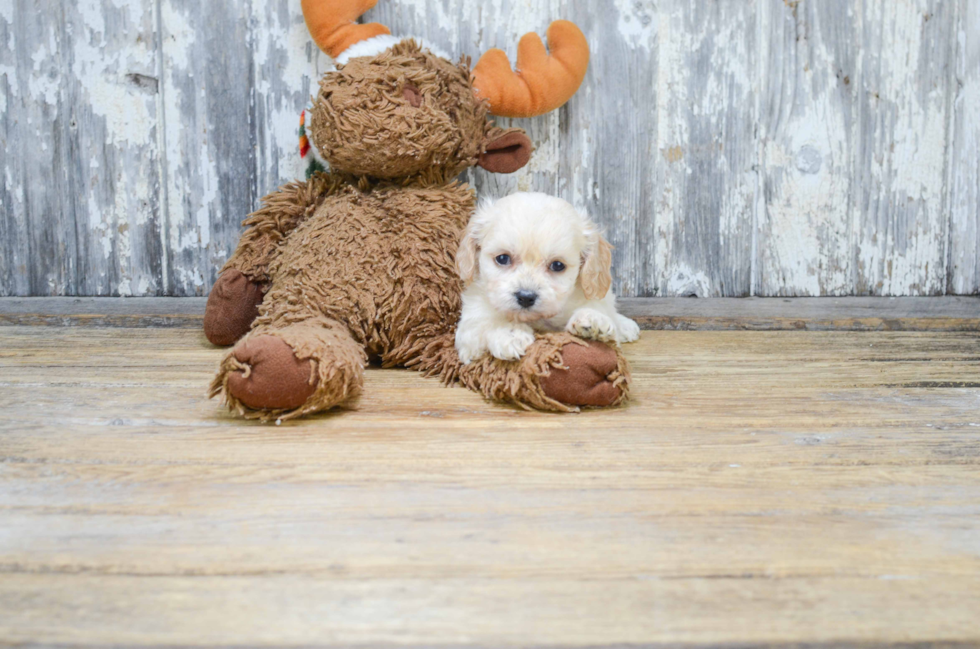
[204,0,630,420]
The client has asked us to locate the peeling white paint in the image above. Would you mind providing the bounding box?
[0,65,15,116]
[947,0,979,294]
[759,0,854,296]
[852,0,952,296]
[71,0,157,149]
[665,264,712,298]
[250,0,317,187]
[0,4,16,118]
[656,0,755,296]
[615,0,657,51]
[194,142,215,251]
[159,2,194,69]
[160,0,211,291]
[29,36,61,109]
[61,0,162,295]
[2,0,972,298]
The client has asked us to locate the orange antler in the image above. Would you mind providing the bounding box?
[302,0,391,59]
[472,20,589,118]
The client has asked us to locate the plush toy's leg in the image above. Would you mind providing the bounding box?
[408,331,630,412]
[209,314,367,421]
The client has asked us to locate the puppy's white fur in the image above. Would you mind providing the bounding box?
[455,192,640,364]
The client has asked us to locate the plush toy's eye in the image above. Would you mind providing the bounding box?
[495,254,512,266]
[549,260,566,273]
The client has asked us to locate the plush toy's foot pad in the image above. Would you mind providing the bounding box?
[226,336,317,411]
[204,270,265,346]
[540,340,624,407]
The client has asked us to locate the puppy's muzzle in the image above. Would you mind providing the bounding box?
[515,290,538,309]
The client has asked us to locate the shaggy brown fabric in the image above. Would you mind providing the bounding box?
[310,41,490,182]
[209,39,630,420]
[220,174,352,284]
[457,333,594,412]
[203,270,266,346]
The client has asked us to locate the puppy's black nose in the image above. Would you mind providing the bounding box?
[515,290,538,309]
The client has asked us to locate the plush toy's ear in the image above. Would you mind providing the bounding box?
[580,227,613,300]
[456,223,481,284]
[478,128,533,174]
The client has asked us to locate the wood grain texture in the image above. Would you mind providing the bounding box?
[2,326,980,645]
[758,0,856,296]
[852,0,954,296]
[558,0,656,298]
[1,1,78,296]
[654,0,756,298]
[949,0,980,295]
[2,0,978,298]
[0,0,166,297]
[2,296,979,330]
[158,0,254,296]
[616,295,980,331]
[158,0,314,296]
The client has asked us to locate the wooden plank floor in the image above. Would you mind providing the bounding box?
[1,324,980,647]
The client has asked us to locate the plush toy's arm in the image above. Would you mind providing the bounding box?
[205,172,348,346]
[405,330,630,412]
[222,172,347,283]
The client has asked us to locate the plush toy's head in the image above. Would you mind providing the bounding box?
[301,0,589,181]
[309,41,495,180]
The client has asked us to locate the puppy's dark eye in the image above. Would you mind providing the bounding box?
[495,254,512,266]
[549,260,566,272]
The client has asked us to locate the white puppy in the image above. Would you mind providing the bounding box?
[455,193,640,364]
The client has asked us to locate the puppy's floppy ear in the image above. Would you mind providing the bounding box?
[456,222,480,285]
[580,226,614,300]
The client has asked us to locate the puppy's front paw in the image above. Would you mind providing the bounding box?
[456,339,484,365]
[566,308,617,343]
[615,314,641,343]
[487,326,536,362]
[456,325,487,365]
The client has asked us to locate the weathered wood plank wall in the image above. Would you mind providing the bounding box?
[1,0,978,297]
[951,0,980,294]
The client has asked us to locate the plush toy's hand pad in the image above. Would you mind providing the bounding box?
[204,270,266,346]
[539,340,625,407]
